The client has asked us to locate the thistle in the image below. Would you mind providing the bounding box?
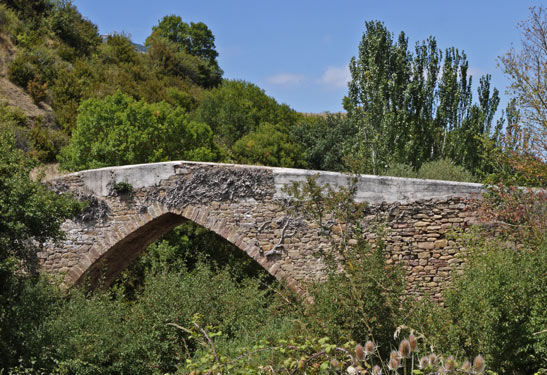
[419,356,429,369]
[408,334,418,353]
[429,353,438,366]
[364,340,376,355]
[472,355,485,373]
[355,343,365,361]
[388,357,400,371]
[460,360,471,372]
[390,350,400,361]
[372,365,382,375]
[399,339,411,359]
[445,356,455,372]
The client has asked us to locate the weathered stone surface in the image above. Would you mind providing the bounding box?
[43,161,484,301]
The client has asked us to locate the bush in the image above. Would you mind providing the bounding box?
[418,237,547,375]
[26,75,48,104]
[417,158,476,182]
[381,162,417,178]
[232,122,306,168]
[58,91,219,171]
[34,263,288,374]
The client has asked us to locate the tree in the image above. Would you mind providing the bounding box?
[196,80,300,150]
[345,21,501,175]
[58,91,219,171]
[145,15,222,87]
[0,128,78,368]
[232,122,306,168]
[293,114,357,172]
[497,6,547,184]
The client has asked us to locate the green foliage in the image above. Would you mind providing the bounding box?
[0,128,79,369]
[146,14,222,88]
[416,159,476,182]
[381,162,417,178]
[112,181,133,196]
[33,263,286,375]
[419,236,547,375]
[48,0,101,57]
[282,175,408,354]
[196,80,300,149]
[58,91,219,171]
[0,3,19,35]
[8,46,61,90]
[381,159,476,182]
[345,21,500,175]
[293,114,356,172]
[232,122,306,168]
[0,128,79,268]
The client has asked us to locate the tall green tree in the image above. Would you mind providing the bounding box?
[145,15,222,88]
[345,21,501,175]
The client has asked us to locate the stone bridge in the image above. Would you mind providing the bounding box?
[42,161,484,299]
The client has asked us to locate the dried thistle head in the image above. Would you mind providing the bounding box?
[408,334,418,352]
[445,356,456,371]
[390,350,400,361]
[472,355,485,373]
[355,343,365,361]
[399,339,411,358]
[460,360,471,371]
[388,357,400,371]
[372,365,382,375]
[419,356,429,369]
[364,340,375,355]
[429,353,438,366]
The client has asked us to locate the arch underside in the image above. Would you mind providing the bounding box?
[71,208,301,294]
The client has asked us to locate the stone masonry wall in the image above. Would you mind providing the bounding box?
[41,161,483,300]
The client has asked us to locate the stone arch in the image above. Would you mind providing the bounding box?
[67,202,304,294]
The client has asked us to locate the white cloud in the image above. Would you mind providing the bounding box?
[266,73,305,86]
[317,65,351,89]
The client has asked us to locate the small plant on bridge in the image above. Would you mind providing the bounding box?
[112,181,133,197]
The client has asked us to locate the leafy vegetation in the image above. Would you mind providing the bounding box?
[0,2,545,375]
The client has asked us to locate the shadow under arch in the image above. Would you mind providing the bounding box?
[69,204,304,295]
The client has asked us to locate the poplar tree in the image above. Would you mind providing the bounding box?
[345,21,500,175]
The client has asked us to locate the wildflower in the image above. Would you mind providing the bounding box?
[408,334,418,352]
[372,365,382,375]
[472,355,485,373]
[399,339,411,358]
[365,340,375,355]
[355,344,365,361]
[419,356,429,369]
[429,353,438,366]
[347,365,357,375]
[445,356,455,371]
[388,357,400,371]
[460,360,471,371]
[390,350,400,361]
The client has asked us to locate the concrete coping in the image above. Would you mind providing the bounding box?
[48,160,485,204]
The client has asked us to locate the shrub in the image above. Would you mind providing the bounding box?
[26,75,48,104]
[232,122,306,168]
[417,158,476,182]
[34,263,286,374]
[421,237,547,375]
[58,91,219,171]
[381,162,417,178]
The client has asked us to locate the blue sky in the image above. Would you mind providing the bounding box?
[72,0,545,114]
